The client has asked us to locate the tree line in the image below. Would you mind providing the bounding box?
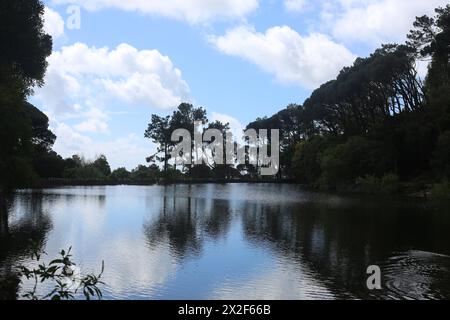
[0,1,262,188]
[2,1,449,195]
[144,102,266,180]
[246,5,450,195]
[0,1,161,188]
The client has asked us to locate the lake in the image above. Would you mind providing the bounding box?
[1,184,450,300]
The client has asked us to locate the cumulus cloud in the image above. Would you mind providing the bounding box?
[43,7,65,39]
[102,73,184,108]
[52,122,92,153]
[210,25,356,89]
[35,42,190,116]
[32,43,188,168]
[74,108,109,133]
[323,0,449,45]
[51,0,259,24]
[211,112,245,139]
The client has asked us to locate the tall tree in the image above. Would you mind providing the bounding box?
[145,103,208,172]
[247,104,307,176]
[0,0,53,188]
[0,0,52,90]
[304,44,424,138]
[93,155,112,177]
[145,115,172,171]
[408,5,450,132]
[206,120,237,178]
[170,103,208,172]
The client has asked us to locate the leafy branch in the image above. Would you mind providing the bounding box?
[18,246,104,300]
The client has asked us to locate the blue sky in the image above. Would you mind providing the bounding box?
[33,0,445,169]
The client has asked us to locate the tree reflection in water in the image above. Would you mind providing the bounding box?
[141,185,450,299]
[2,185,450,300]
[143,185,233,261]
[0,192,52,300]
[239,198,450,299]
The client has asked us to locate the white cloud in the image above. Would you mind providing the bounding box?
[32,43,187,169]
[210,25,356,89]
[36,42,190,114]
[43,7,65,40]
[74,108,109,133]
[52,122,92,153]
[416,59,431,81]
[52,122,156,169]
[284,0,307,12]
[211,112,244,139]
[323,0,449,45]
[52,0,259,24]
[98,134,156,170]
[213,255,336,299]
[98,237,177,297]
[102,73,184,108]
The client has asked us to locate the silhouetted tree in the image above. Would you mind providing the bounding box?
[247,5,449,189]
[110,168,131,181]
[145,103,208,172]
[93,155,111,177]
[408,5,450,133]
[0,0,52,188]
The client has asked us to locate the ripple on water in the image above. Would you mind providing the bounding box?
[380,250,450,300]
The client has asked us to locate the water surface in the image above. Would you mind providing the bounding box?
[1,184,450,300]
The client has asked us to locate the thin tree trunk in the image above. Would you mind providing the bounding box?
[164,144,168,172]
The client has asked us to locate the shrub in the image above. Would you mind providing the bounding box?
[356,175,381,194]
[320,137,396,189]
[159,169,183,183]
[380,173,400,194]
[356,174,400,195]
[291,136,336,185]
[131,165,160,181]
[431,180,450,199]
[63,165,105,180]
[433,131,450,179]
[110,167,131,180]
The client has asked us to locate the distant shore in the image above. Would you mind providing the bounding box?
[34,178,298,188]
[15,178,447,200]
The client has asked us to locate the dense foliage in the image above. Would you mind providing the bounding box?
[1,1,449,196]
[247,5,450,193]
[0,1,158,187]
[0,0,52,188]
[145,103,243,180]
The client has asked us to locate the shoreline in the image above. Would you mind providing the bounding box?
[34,178,298,188]
[12,178,445,200]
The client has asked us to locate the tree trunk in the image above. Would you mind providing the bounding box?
[0,192,9,236]
[164,144,168,172]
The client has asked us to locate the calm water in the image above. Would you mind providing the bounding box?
[1,184,450,300]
